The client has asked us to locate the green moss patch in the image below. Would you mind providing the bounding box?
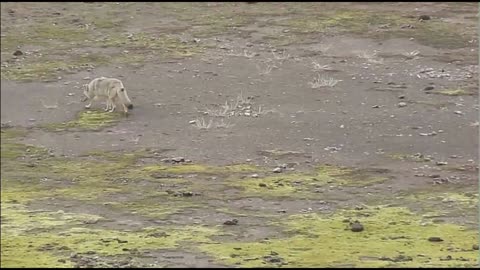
[200,206,479,267]
[1,128,48,161]
[1,54,110,82]
[1,201,217,268]
[229,165,388,198]
[42,110,123,132]
[275,10,471,49]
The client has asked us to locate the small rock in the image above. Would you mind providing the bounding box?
[172,157,185,163]
[424,86,435,91]
[251,174,259,178]
[398,95,405,99]
[350,221,364,232]
[189,120,196,124]
[435,161,448,166]
[398,102,407,107]
[440,255,452,261]
[454,111,463,115]
[428,237,443,242]
[115,239,128,244]
[419,15,431,20]
[258,183,267,187]
[13,50,23,56]
[223,219,238,225]
[273,167,283,173]
[473,244,479,250]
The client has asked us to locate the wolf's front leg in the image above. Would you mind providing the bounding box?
[108,99,116,112]
[104,99,111,112]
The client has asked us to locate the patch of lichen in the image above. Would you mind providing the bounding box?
[229,165,387,198]
[1,54,110,82]
[99,33,203,59]
[275,10,471,49]
[1,201,218,268]
[42,110,123,132]
[399,191,478,213]
[200,206,479,267]
[1,128,48,161]
[140,163,260,176]
[109,196,201,219]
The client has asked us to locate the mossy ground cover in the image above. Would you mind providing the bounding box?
[200,206,479,268]
[1,126,478,267]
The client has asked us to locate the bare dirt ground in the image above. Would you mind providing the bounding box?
[1,2,479,268]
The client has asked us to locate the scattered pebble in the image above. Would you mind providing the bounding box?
[435,161,448,166]
[273,167,283,173]
[454,111,463,115]
[223,219,238,225]
[251,173,259,178]
[419,15,431,20]
[428,237,443,242]
[350,221,364,232]
[13,50,23,56]
[398,102,407,107]
[419,131,437,136]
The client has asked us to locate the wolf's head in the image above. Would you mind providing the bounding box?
[117,87,133,109]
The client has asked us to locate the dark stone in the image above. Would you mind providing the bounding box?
[224,219,238,225]
[350,221,364,232]
[428,237,443,242]
[419,15,431,20]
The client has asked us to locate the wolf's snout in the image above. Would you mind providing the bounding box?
[127,104,133,109]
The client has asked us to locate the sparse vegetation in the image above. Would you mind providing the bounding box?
[309,74,341,88]
[1,2,477,268]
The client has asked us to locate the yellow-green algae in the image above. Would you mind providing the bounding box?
[200,206,479,267]
[42,110,123,132]
[229,165,387,198]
